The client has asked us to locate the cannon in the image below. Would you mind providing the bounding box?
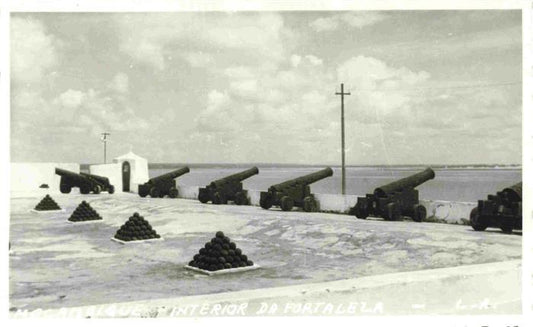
[138,167,190,198]
[351,167,435,222]
[470,182,522,234]
[260,167,333,212]
[198,167,259,205]
[55,168,115,194]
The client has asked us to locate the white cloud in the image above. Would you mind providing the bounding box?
[340,12,388,28]
[55,89,86,108]
[305,55,323,66]
[309,17,339,32]
[116,13,287,71]
[310,12,387,32]
[182,52,214,68]
[11,17,59,84]
[190,53,436,164]
[230,79,258,97]
[290,54,302,68]
[108,73,129,94]
[337,55,430,123]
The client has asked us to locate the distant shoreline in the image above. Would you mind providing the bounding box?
[79,163,522,171]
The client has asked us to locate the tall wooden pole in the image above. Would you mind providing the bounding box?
[336,84,350,195]
[101,132,110,164]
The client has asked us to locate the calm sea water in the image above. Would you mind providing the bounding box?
[149,166,521,202]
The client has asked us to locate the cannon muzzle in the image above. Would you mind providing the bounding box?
[271,167,333,191]
[148,167,190,184]
[210,167,259,187]
[502,182,522,201]
[55,168,79,178]
[374,167,435,197]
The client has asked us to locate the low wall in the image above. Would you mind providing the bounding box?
[10,162,80,193]
[176,185,475,225]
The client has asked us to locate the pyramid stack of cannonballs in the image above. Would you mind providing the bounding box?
[34,194,61,211]
[68,201,102,222]
[188,231,254,271]
[114,212,160,242]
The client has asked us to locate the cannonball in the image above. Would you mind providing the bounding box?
[235,248,242,255]
[228,249,235,256]
[216,263,224,270]
[218,257,226,264]
[239,261,246,267]
[188,261,195,267]
[234,256,241,263]
[229,242,236,250]
[247,260,253,266]
[133,212,139,217]
[225,256,233,263]
[221,250,229,257]
[211,238,218,244]
[205,242,212,249]
[208,265,216,271]
[231,262,239,268]
[222,244,230,250]
[223,236,230,244]
[213,244,222,251]
[155,234,161,238]
[241,255,248,262]
[216,231,225,238]
[194,254,200,261]
[224,263,232,269]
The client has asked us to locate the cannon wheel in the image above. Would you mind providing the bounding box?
[60,183,72,194]
[353,202,369,219]
[93,185,102,194]
[108,185,115,194]
[384,203,401,221]
[303,196,318,212]
[280,196,294,211]
[168,187,179,198]
[213,192,227,205]
[234,192,247,205]
[198,189,210,203]
[412,204,426,222]
[260,195,273,210]
[469,207,488,231]
[500,217,514,234]
[80,184,91,195]
[149,187,160,198]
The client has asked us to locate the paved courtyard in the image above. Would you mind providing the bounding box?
[9,192,521,311]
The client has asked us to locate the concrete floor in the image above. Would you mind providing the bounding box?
[9,192,522,312]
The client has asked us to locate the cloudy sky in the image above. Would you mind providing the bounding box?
[10,11,522,165]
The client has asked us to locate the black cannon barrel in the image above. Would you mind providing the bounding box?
[148,167,190,184]
[271,167,333,191]
[55,167,80,177]
[80,172,109,184]
[374,167,435,197]
[55,168,87,183]
[211,167,259,187]
[502,182,522,201]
